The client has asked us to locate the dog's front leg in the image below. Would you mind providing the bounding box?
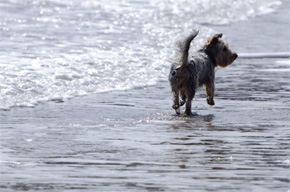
[206,83,215,106]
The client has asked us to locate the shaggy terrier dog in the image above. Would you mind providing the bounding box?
[169,31,238,115]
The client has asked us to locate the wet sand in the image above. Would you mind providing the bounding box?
[1,2,290,192]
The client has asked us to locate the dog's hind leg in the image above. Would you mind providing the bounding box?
[172,91,181,115]
[184,92,195,116]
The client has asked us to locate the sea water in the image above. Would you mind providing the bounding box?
[0,0,282,110]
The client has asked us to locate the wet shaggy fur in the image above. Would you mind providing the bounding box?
[169,31,238,115]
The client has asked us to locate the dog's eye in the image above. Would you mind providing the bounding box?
[223,47,227,51]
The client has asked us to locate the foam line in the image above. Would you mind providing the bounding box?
[238,52,290,59]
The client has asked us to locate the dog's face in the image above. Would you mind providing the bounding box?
[206,33,238,67]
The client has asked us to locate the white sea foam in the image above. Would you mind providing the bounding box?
[0,0,282,109]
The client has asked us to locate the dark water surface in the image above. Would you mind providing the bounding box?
[1,0,290,192]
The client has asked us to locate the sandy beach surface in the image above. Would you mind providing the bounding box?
[1,1,290,192]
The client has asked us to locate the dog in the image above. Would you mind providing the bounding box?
[169,30,238,115]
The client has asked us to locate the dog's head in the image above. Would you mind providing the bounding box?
[205,33,238,67]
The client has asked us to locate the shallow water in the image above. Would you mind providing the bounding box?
[1,0,290,191]
[1,54,290,191]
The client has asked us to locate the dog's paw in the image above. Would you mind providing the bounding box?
[172,104,180,115]
[207,98,215,106]
[183,111,197,117]
[172,104,179,109]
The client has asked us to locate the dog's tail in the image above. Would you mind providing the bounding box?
[175,30,199,68]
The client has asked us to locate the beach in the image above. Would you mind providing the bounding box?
[1,0,290,191]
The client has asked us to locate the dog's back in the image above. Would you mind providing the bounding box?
[189,52,215,87]
[170,51,214,90]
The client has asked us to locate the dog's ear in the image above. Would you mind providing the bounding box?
[214,33,223,38]
[207,33,223,47]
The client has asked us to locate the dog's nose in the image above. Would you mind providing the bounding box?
[234,53,238,59]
